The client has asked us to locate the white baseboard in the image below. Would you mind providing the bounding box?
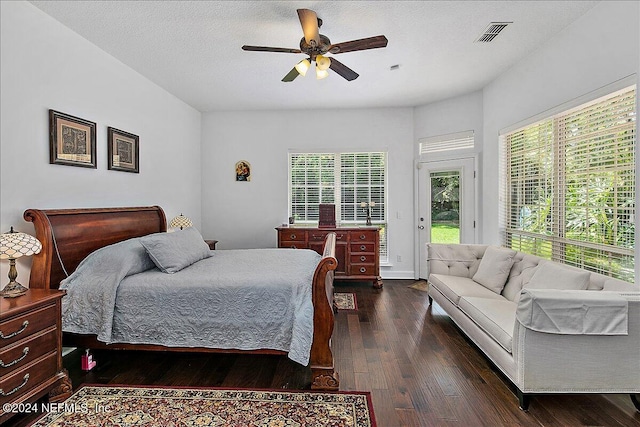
[380,270,415,280]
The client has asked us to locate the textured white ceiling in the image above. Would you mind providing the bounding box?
[29,1,598,112]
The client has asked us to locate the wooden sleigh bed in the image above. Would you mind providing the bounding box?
[24,206,340,390]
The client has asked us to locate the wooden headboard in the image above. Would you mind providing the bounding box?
[24,206,167,289]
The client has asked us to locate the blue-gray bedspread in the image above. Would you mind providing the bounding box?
[60,238,320,365]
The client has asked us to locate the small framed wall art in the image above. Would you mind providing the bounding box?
[49,109,97,168]
[235,160,251,181]
[107,127,139,173]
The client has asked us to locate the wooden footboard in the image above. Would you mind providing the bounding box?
[23,207,339,390]
[310,232,339,390]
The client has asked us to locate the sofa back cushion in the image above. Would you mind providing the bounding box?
[427,244,487,278]
[524,260,590,291]
[472,246,517,294]
[501,252,543,302]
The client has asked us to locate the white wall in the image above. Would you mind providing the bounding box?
[482,1,639,245]
[413,90,484,240]
[0,1,202,284]
[201,108,415,278]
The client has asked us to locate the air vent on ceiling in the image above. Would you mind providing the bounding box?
[475,22,512,43]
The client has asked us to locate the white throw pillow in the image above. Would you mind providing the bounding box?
[472,246,517,294]
[525,260,590,291]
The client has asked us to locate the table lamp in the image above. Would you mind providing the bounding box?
[0,227,42,298]
[169,214,193,230]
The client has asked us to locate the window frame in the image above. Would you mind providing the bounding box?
[288,151,389,262]
[500,84,636,282]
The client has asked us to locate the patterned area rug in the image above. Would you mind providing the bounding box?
[408,280,429,292]
[30,385,376,427]
[334,292,358,310]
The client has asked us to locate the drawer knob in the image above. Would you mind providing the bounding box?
[360,256,367,262]
[290,234,296,240]
[0,373,29,396]
[291,245,297,249]
[360,267,367,273]
[360,245,366,251]
[0,347,29,368]
[360,234,366,240]
[0,320,28,340]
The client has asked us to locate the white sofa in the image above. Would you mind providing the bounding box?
[426,243,640,411]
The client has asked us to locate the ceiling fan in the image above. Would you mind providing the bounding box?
[242,9,388,82]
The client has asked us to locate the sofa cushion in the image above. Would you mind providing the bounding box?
[427,244,486,277]
[603,278,640,292]
[472,246,517,294]
[429,274,504,306]
[502,252,543,302]
[525,260,590,291]
[458,297,517,353]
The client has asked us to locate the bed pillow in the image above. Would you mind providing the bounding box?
[524,260,590,291]
[140,227,212,274]
[472,246,517,294]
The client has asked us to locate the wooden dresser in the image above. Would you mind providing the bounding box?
[277,226,382,288]
[0,289,71,423]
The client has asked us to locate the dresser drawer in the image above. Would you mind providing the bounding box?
[350,254,376,264]
[0,304,57,347]
[351,242,375,253]
[309,231,348,242]
[279,230,307,242]
[349,264,376,276]
[1,327,57,374]
[280,241,305,249]
[0,351,57,406]
[351,230,377,243]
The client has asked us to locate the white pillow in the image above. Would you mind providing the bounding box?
[472,246,517,294]
[140,227,212,274]
[525,260,590,291]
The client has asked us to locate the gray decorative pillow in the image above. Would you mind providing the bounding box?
[140,227,212,274]
[472,246,517,294]
[525,260,590,290]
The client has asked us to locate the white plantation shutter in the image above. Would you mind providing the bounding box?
[419,130,474,155]
[289,153,335,221]
[288,151,388,261]
[502,87,636,281]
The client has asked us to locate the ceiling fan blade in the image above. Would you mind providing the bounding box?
[282,67,300,82]
[329,58,359,81]
[329,35,388,54]
[242,45,302,54]
[297,9,320,45]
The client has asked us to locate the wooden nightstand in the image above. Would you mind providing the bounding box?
[205,239,218,250]
[0,289,71,423]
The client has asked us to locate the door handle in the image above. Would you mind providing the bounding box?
[418,225,425,230]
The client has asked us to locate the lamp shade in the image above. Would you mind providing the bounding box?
[316,68,329,80]
[316,55,331,71]
[169,214,193,229]
[295,59,311,76]
[0,228,41,259]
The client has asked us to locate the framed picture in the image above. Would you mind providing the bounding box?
[235,160,251,181]
[107,127,139,173]
[49,110,97,168]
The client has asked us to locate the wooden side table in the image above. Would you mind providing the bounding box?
[0,289,71,423]
[205,239,218,250]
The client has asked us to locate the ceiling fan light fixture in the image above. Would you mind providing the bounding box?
[316,67,329,80]
[295,59,311,76]
[316,55,331,71]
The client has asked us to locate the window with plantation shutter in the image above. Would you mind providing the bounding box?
[290,153,335,221]
[288,152,388,261]
[502,87,636,282]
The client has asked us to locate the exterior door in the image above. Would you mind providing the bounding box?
[417,158,476,278]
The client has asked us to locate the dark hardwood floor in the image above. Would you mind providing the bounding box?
[6,280,639,426]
